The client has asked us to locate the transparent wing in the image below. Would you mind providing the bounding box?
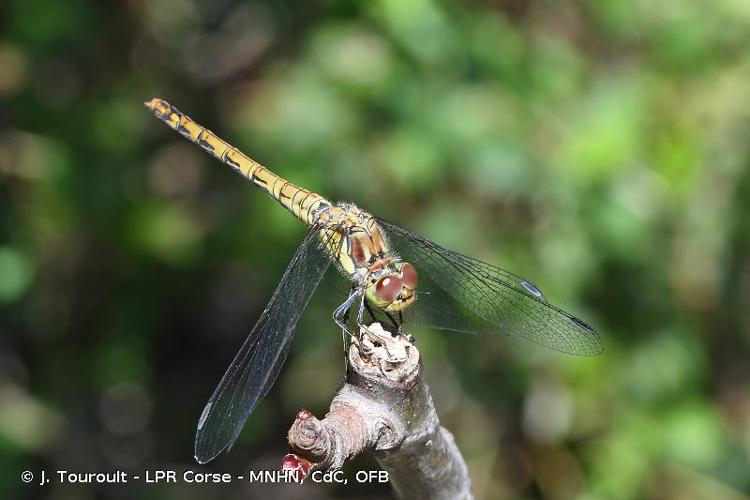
[376,218,603,356]
[194,227,331,463]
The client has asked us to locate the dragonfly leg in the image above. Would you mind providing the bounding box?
[395,310,412,342]
[334,288,361,341]
[360,298,400,334]
[364,300,378,323]
[383,310,400,332]
[356,291,367,326]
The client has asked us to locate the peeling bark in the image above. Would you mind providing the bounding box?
[284,322,473,500]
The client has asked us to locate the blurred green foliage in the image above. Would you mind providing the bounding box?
[1,0,750,499]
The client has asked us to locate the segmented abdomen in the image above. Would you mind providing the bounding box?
[145,98,330,225]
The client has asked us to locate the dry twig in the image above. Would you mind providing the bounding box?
[283,322,473,500]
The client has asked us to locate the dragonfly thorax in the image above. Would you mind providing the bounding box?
[315,203,418,312]
[315,203,386,277]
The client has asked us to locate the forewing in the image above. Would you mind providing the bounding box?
[376,218,603,356]
[194,228,331,463]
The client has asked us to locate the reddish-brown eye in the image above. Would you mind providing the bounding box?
[400,263,418,289]
[375,275,402,303]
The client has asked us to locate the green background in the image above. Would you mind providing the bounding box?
[2,0,750,499]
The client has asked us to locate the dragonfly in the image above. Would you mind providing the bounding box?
[145,98,603,464]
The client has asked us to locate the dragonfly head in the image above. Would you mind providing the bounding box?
[365,262,418,311]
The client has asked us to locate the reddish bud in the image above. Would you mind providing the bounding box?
[295,409,313,421]
[281,453,312,482]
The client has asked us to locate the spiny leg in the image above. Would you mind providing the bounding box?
[360,298,399,333]
[397,309,414,343]
[353,296,378,357]
[334,287,362,343]
[356,290,367,326]
[364,301,378,323]
[383,310,400,332]
[340,305,351,355]
[342,300,351,324]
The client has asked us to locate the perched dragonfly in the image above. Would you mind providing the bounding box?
[145,98,603,464]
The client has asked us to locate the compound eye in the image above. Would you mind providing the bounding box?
[375,275,402,303]
[400,263,418,289]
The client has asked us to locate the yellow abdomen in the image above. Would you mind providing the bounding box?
[145,98,330,226]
